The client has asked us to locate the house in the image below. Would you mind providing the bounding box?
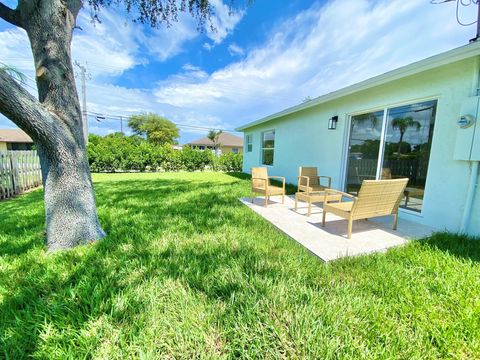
[188,132,243,154]
[237,42,480,236]
[0,129,34,151]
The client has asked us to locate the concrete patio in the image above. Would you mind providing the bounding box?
[240,195,436,262]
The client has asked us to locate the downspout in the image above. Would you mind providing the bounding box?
[460,55,480,234]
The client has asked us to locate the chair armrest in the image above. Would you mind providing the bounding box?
[269,176,285,188]
[297,175,310,190]
[324,189,356,203]
[318,175,331,188]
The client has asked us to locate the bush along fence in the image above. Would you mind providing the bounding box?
[0,150,42,200]
[87,133,243,173]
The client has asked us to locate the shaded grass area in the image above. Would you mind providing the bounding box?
[0,172,479,359]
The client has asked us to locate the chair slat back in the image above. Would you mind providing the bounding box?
[353,178,408,219]
[252,167,268,189]
[299,167,319,186]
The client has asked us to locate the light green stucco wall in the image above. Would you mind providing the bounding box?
[0,142,7,151]
[242,57,480,235]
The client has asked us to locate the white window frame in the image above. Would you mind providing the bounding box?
[246,134,253,152]
[261,130,275,166]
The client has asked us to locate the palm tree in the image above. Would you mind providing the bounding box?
[207,130,222,156]
[391,116,421,159]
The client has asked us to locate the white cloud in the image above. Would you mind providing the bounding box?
[203,42,214,51]
[152,0,476,129]
[206,0,245,44]
[228,43,244,56]
[1,0,477,143]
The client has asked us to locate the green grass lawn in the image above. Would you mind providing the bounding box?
[0,172,479,359]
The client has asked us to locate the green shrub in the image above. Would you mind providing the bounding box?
[218,152,243,172]
[87,134,242,172]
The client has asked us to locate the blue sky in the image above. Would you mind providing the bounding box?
[0,0,478,143]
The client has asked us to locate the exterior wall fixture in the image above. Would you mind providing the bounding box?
[328,115,338,130]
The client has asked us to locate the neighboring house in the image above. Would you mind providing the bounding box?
[237,42,480,236]
[188,132,243,154]
[0,129,34,151]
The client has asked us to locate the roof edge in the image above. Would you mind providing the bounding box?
[236,42,480,131]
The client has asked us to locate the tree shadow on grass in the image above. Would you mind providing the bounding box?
[418,232,480,262]
[0,197,283,357]
[0,174,297,357]
[0,189,45,256]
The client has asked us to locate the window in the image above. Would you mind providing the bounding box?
[232,148,239,154]
[261,130,275,166]
[198,145,205,150]
[346,100,437,212]
[246,134,253,152]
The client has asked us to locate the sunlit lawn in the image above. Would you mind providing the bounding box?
[0,172,479,359]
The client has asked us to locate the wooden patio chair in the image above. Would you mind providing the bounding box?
[321,178,409,239]
[298,167,331,194]
[251,167,285,206]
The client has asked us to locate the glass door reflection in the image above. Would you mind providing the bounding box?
[345,110,384,195]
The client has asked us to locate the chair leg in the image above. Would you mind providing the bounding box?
[347,218,353,239]
[251,192,255,203]
[393,213,398,230]
[308,201,312,217]
[294,194,298,210]
[264,195,268,207]
[322,211,326,226]
[282,194,285,204]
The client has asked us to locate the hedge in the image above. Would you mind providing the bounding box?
[87,133,243,173]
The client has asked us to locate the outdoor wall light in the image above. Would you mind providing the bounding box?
[328,115,338,130]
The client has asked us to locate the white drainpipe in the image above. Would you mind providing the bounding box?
[460,161,479,234]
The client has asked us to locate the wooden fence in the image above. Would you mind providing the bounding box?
[0,150,42,200]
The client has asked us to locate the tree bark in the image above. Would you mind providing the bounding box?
[397,131,404,159]
[0,0,105,251]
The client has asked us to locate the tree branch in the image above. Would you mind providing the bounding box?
[0,2,22,27]
[0,69,60,146]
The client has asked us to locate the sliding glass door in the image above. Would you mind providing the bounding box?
[345,100,437,212]
[346,110,384,195]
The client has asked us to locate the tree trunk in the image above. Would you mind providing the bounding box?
[37,143,105,251]
[0,0,105,250]
[397,132,404,159]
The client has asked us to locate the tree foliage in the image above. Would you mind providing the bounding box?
[87,133,243,172]
[391,116,421,158]
[0,0,242,249]
[86,0,216,28]
[128,113,180,145]
[207,129,223,155]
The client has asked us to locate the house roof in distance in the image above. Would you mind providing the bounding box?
[0,129,33,143]
[188,132,243,147]
[236,41,480,131]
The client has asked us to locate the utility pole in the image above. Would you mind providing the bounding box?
[469,0,480,42]
[475,1,480,42]
[74,61,89,144]
[119,116,124,134]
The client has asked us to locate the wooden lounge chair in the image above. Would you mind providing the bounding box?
[251,167,285,206]
[322,178,409,238]
[297,167,331,194]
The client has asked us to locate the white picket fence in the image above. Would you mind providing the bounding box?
[0,150,42,200]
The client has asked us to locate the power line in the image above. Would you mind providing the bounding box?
[86,111,240,133]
